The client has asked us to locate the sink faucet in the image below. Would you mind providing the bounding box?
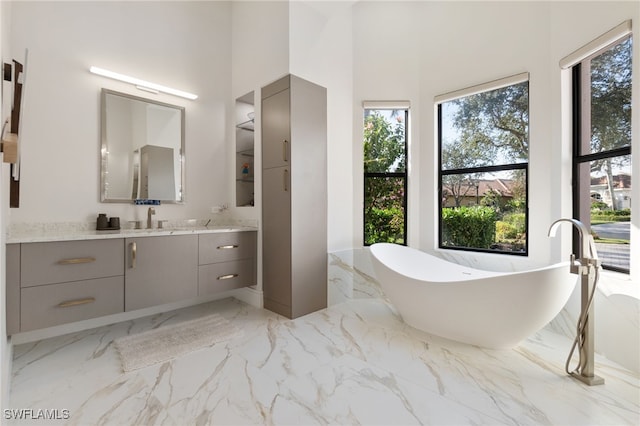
[147,207,156,229]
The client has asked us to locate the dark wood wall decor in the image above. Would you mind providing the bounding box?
[9,60,23,208]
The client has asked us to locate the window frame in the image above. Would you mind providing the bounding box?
[436,77,530,256]
[571,34,632,274]
[363,106,409,246]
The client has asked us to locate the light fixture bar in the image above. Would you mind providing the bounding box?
[89,66,198,100]
[135,85,159,95]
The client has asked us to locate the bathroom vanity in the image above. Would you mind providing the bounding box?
[5,226,257,335]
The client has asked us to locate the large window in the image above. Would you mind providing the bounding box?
[572,35,632,273]
[437,74,529,254]
[363,106,408,246]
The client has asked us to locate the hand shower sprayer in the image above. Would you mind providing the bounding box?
[548,218,604,386]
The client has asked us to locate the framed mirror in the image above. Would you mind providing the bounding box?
[100,89,185,203]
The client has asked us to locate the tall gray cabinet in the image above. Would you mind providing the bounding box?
[261,74,327,319]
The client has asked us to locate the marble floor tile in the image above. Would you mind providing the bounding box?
[8,260,640,425]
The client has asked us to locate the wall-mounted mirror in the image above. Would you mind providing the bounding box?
[100,89,185,203]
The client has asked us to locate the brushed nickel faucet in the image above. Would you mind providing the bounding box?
[548,218,604,386]
[147,207,156,229]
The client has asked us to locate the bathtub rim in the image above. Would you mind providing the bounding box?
[370,242,571,283]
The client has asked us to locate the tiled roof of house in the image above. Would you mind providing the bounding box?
[450,179,516,198]
[590,173,631,189]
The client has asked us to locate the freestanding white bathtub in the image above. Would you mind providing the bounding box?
[370,243,577,349]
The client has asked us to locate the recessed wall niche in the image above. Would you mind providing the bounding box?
[235,92,255,207]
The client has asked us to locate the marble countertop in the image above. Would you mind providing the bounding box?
[7,221,258,244]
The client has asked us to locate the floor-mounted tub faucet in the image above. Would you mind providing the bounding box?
[147,207,156,229]
[548,218,604,386]
[548,218,594,274]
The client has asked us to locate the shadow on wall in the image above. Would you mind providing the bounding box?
[596,292,640,373]
[527,278,639,374]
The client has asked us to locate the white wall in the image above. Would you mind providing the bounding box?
[353,1,554,265]
[289,1,355,252]
[231,1,289,97]
[352,1,423,248]
[230,0,289,220]
[8,1,232,225]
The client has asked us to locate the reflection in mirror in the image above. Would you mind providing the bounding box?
[101,89,185,203]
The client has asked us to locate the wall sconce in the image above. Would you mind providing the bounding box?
[89,66,198,100]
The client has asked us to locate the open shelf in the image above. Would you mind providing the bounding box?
[236,92,255,207]
[236,119,254,132]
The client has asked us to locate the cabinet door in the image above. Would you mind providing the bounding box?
[6,244,20,335]
[262,88,291,170]
[262,166,292,312]
[125,235,198,311]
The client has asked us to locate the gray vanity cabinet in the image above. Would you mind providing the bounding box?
[6,244,20,334]
[262,166,292,310]
[124,234,198,311]
[6,230,256,335]
[261,74,327,319]
[6,239,125,334]
[262,86,291,170]
[198,231,257,294]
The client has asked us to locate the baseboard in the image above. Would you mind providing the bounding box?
[233,286,263,308]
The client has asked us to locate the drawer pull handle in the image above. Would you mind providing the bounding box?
[57,257,96,265]
[283,139,288,162]
[130,242,137,268]
[57,297,96,308]
[284,169,288,192]
[217,245,238,250]
[217,274,239,280]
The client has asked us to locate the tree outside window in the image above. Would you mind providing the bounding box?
[438,79,529,254]
[574,36,632,273]
[363,108,408,246]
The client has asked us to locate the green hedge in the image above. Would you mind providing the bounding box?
[496,221,518,240]
[592,208,631,217]
[365,206,404,245]
[442,206,497,249]
[496,212,526,241]
[591,208,631,223]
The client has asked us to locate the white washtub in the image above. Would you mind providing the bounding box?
[370,243,577,349]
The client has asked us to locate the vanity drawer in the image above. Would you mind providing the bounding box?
[198,259,254,295]
[198,232,256,265]
[20,276,124,332]
[20,239,124,287]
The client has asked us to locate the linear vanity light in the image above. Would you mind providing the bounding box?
[89,66,198,100]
